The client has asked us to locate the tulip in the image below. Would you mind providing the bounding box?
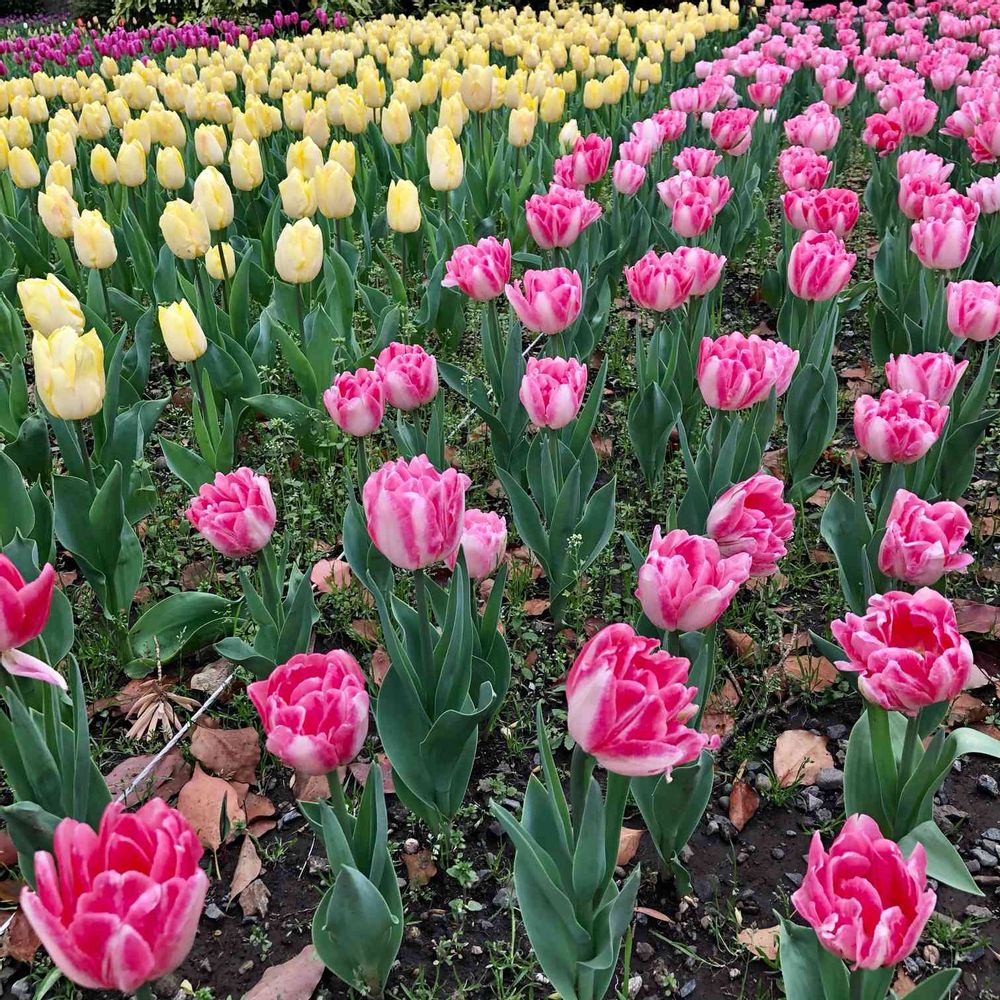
[0,555,62,688]
[612,159,645,195]
[636,527,751,632]
[675,246,726,296]
[33,328,105,421]
[375,342,438,411]
[878,489,972,586]
[707,472,795,576]
[205,243,236,283]
[323,367,385,436]
[20,800,208,993]
[381,99,411,145]
[946,279,1000,341]
[831,588,972,716]
[159,199,211,260]
[158,300,207,364]
[777,145,831,190]
[275,218,323,285]
[519,356,588,429]
[787,230,856,302]
[426,126,464,192]
[967,175,1000,215]
[885,352,968,405]
[193,166,234,231]
[387,179,421,233]
[186,467,277,558]
[853,390,949,464]
[116,139,146,187]
[505,267,583,335]
[446,509,507,579]
[8,147,40,189]
[442,237,511,301]
[45,161,72,192]
[558,119,581,152]
[248,651,369,775]
[279,168,317,219]
[195,123,227,166]
[37,184,78,240]
[571,133,613,186]
[229,138,264,191]
[862,110,904,156]
[625,249,695,311]
[566,622,717,778]
[710,107,757,155]
[329,140,356,177]
[17,274,83,336]
[697,332,798,410]
[897,174,951,221]
[461,65,493,113]
[362,454,470,571]
[673,146,722,176]
[155,146,185,190]
[287,138,323,180]
[72,209,116,270]
[910,214,975,270]
[671,190,716,238]
[525,184,602,250]
[90,144,118,185]
[784,104,841,152]
[46,128,76,168]
[508,106,536,148]
[315,161,355,220]
[792,815,935,969]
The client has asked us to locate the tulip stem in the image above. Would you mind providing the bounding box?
[295,284,306,343]
[894,714,922,834]
[215,232,231,313]
[97,267,111,325]
[75,419,97,496]
[413,569,435,701]
[326,768,352,836]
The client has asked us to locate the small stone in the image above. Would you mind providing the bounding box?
[982,828,1000,842]
[815,809,833,823]
[826,724,848,741]
[279,808,302,827]
[967,859,981,874]
[755,774,772,793]
[718,795,730,810]
[771,848,785,860]
[204,903,225,922]
[679,979,697,998]
[964,905,994,920]
[816,768,844,791]
[238,961,255,975]
[802,792,824,813]
[470,945,483,956]
[308,856,330,875]
[628,974,643,998]
[198,958,212,974]
[405,925,422,943]
[971,847,998,870]
[493,887,512,908]
[11,980,31,1000]
[959,945,986,964]
[700,915,712,930]
[976,774,999,798]
[679,844,694,863]
[923,944,940,965]
[403,838,420,854]
[635,941,655,961]
[785,872,803,888]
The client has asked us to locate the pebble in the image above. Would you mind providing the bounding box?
[635,941,655,961]
[826,724,848,741]
[628,974,643,998]
[976,774,999,798]
[204,903,225,921]
[965,905,994,920]
[771,848,785,860]
[279,808,302,828]
[971,847,998,870]
[679,979,697,997]
[802,792,824,813]
[755,774,772,793]
[785,872,803,888]
[11,980,30,1000]
[308,856,330,875]
[982,828,1000,842]
[238,961,255,975]
[493,887,512,908]
[816,768,844,791]
[923,944,940,965]
[403,838,420,854]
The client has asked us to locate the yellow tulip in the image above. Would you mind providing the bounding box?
[46,128,77,168]
[5,116,32,149]
[192,166,234,230]
[90,144,118,185]
[78,102,111,141]
[0,132,8,171]
[328,139,356,177]
[17,274,84,336]
[156,147,186,190]
[341,89,369,134]
[194,123,227,166]
[158,300,208,363]
[286,136,324,179]
[460,64,493,112]
[205,242,236,282]
[38,184,80,240]
[426,126,463,192]
[558,118,581,152]
[116,140,147,188]
[45,161,72,191]
[386,179,421,233]
[438,93,466,137]
[33,328,106,421]
[539,87,565,124]
[381,99,411,145]
[508,107,536,148]
[159,199,211,260]
[275,218,323,285]
[9,147,40,189]
[73,210,117,270]
[229,138,264,191]
[279,168,317,219]
[315,161,355,220]
[583,78,604,109]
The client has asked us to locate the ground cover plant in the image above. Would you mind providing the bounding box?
[0,1,998,999]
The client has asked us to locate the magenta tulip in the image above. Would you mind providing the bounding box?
[525,184,602,250]
[446,509,507,579]
[505,268,582,335]
[853,390,948,464]
[0,556,61,688]
[323,367,385,437]
[946,279,1000,341]
[186,468,277,558]
[442,237,511,301]
[624,249,695,312]
[878,489,973,586]
[375,342,439,411]
[707,472,795,576]
[697,331,799,410]
[519,355,587,430]
[787,230,856,302]
[885,352,969,405]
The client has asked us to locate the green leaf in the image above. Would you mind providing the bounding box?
[898,821,982,896]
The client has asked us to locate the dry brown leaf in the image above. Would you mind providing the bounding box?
[403,848,437,886]
[954,600,1000,635]
[104,749,191,807]
[348,755,395,794]
[617,827,644,866]
[774,731,834,787]
[737,925,780,963]
[239,879,271,919]
[966,663,991,689]
[894,971,917,997]
[294,771,335,803]
[181,559,213,590]
[808,548,836,565]
[0,909,39,963]
[779,654,838,692]
[724,629,757,662]
[190,725,260,785]
[591,434,613,460]
[243,945,326,1000]
[176,765,244,850]
[372,647,391,687]
[0,879,23,903]
[523,598,550,616]
[728,780,759,833]
[230,836,262,902]
[702,679,740,741]
[245,792,276,826]
[762,448,787,478]
[806,489,831,508]
[947,692,988,726]
[635,905,674,924]
[351,619,379,643]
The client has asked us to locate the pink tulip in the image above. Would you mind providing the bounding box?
[792,814,936,969]
[946,279,1000,341]
[707,472,795,576]
[624,249,695,311]
[186,468,277,558]
[710,107,758,155]
[862,110,903,155]
[784,104,841,151]
[525,184,602,250]
[631,118,668,149]
[636,527,751,632]
[653,108,687,140]
[445,509,507,579]
[822,77,857,108]
[697,331,799,410]
[552,154,580,190]
[675,246,726,296]
[571,134,612,186]
[566,622,717,778]
[831,588,973,715]
[20,800,208,993]
[748,81,783,108]
[878,489,973,586]
[909,215,976,270]
[0,557,61,688]
[442,237,512,301]
[778,145,832,190]
[323,367,385,437]
[673,146,722,176]
[505,268,582,335]
[785,188,860,237]
[967,175,1000,214]
[519,356,587,430]
[248,650,369,775]
[885,352,969,405]
[787,230,856,301]
[897,96,938,136]
[672,191,715,237]
[896,150,953,184]
[375,342,439,411]
[611,159,645,196]
[618,139,654,166]
[969,120,1000,163]
[897,174,952,221]
[362,455,470,570]
[853,390,948,464]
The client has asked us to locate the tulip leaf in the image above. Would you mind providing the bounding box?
[898,820,982,896]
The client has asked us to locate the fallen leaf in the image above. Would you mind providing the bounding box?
[245,792,276,826]
[176,765,244,850]
[724,629,757,662]
[702,680,740,740]
[104,750,192,807]
[583,617,606,638]
[749,320,776,338]
[523,598,550,616]
[737,925,780,963]
[0,879,23,903]
[808,548,836,564]
[774,731,834,787]
[591,434,613,460]
[242,944,323,1000]
[617,827,644,866]
[947,692,988,726]
[954,600,1000,635]
[966,663,992,689]
[635,905,674,924]
[190,659,233,694]
[0,830,16,867]
[893,971,917,997]
[371,647,391,686]
[230,836,263,902]
[351,619,379,643]
[403,848,437,886]
[806,489,831,508]
[762,448,787,478]
[729,780,759,833]
[777,654,838,692]
[181,559,213,590]
[0,909,40,963]
[190,725,261,785]
[239,878,271,918]
[294,771,335,803]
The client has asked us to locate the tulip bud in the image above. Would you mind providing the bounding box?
[194,123,227,166]
[46,128,76,168]
[205,242,236,282]
[38,184,79,240]
[17,273,84,336]
[192,166,234,230]
[9,147,40,189]
[438,93,466,137]
[461,65,493,113]
[508,106,537,147]
[381,98,412,145]
[558,118,580,152]
[90,144,118,185]
[279,168,317,219]
[33,327,105,420]
[156,146,185,190]
[275,218,323,284]
[328,139,356,177]
[45,160,71,192]
[315,161,355,220]
[426,126,463,192]
[386,178,421,233]
[116,139,147,188]
[159,198,211,260]
[539,87,565,124]
[73,209,117,269]
[159,299,208,363]
[229,138,264,191]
